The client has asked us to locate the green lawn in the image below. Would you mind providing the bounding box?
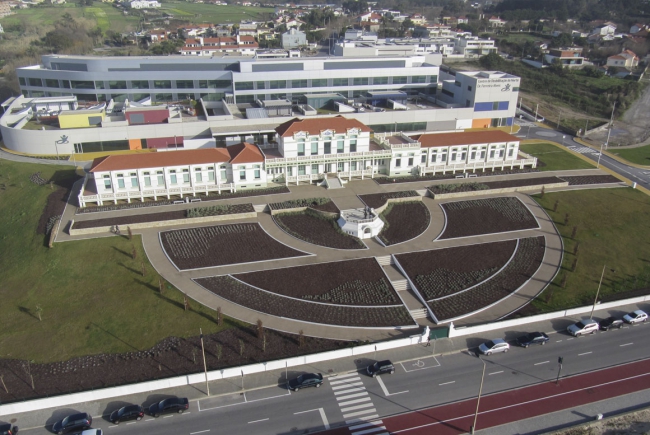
[520,142,596,171]
[160,1,275,23]
[531,188,650,312]
[0,159,242,363]
[610,145,650,166]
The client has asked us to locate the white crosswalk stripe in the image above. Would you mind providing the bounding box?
[330,375,386,435]
[568,146,599,155]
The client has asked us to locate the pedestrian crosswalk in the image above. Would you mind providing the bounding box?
[567,145,599,155]
[330,373,389,435]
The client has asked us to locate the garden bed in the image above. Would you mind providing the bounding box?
[195,275,414,327]
[559,175,621,185]
[71,204,255,229]
[428,177,564,195]
[77,186,291,214]
[37,174,82,235]
[268,197,339,213]
[0,327,350,404]
[378,201,430,246]
[274,209,365,249]
[160,223,309,270]
[358,190,420,209]
[232,258,397,305]
[427,237,545,321]
[395,240,518,300]
[374,168,540,185]
[438,196,539,239]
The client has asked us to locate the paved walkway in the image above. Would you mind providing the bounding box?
[54,168,622,341]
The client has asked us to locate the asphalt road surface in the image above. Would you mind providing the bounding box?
[20,321,650,435]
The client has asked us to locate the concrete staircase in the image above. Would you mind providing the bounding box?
[325,176,344,189]
[376,255,392,266]
[391,279,410,291]
[409,308,429,319]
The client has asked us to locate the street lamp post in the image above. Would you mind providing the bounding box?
[562,135,566,147]
[597,142,604,168]
[199,328,209,396]
[470,356,487,434]
[589,265,608,319]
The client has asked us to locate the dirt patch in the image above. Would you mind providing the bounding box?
[71,204,255,229]
[560,175,621,185]
[358,191,420,209]
[379,201,430,246]
[269,198,339,213]
[159,223,309,270]
[428,177,563,195]
[273,210,365,250]
[439,197,539,239]
[195,275,414,327]
[374,168,541,185]
[0,326,350,404]
[36,175,81,235]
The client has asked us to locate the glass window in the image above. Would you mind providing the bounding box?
[131,80,149,89]
[71,80,94,89]
[431,154,437,163]
[154,93,172,103]
[109,81,127,90]
[455,80,461,87]
[220,169,227,180]
[337,140,344,153]
[176,80,194,89]
[239,170,246,181]
[183,169,190,183]
[311,164,319,174]
[373,77,389,85]
[45,79,59,88]
[471,151,476,160]
[297,141,305,156]
[208,168,215,181]
[95,81,106,89]
[117,174,125,189]
[441,154,447,162]
[269,80,285,89]
[311,141,318,155]
[298,165,306,175]
[254,169,260,179]
[351,161,357,170]
[195,168,203,182]
[255,81,266,89]
[324,141,331,154]
[421,155,426,163]
[333,78,348,86]
[408,157,414,166]
[350,140,357,152]
[311,78,327,87]
[199,80,231,89]
[490,150,495,158]
[337,162,344,172]
[411,76,427,84]
[144,173,151,187]
[353,77,368,86]
[61,80,71,89]
[292,79,307,88]
[395,158,401,167]
[103,175,111,189]
[157,171,164,185]
[451,152,457,161]
[170,170,177,184]
[28,78,42,87]
[153,80,171,89]
[19,77,26,86]
[508,148,514,157]
[130,172,138,187]
[392,76,408,84]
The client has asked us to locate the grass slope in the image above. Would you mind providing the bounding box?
[520,142,596,171]
[160,1,274,23]
[532,188,650,312]
[610,145,650,166]
[0,160,239,363]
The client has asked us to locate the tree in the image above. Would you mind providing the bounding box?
[480,52,503,70]
[549,58,566,76]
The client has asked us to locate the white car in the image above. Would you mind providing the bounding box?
[623,310,648,324]
[79,430,103,435]
[567,319,599,336]
[478,339,510,355]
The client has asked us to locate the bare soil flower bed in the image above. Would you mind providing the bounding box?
[559,175,621,185]
[395,240,517,300]
[427,236,545,321]
[195,276,414,327]
[160,223,309,270]
[428,177,564,195]
[77,186,291,214]
[374,168,540,184]
[0,326,350,404]
[37,174,82,235]
[439,197,539,239]
[269,197,339,213]
[274,210,365,249]
[71,204,255,230]
[358,190,420,209]
[232,258,398,304]
[378,201,430,245]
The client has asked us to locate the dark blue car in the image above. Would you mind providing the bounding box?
[516,332,549,348]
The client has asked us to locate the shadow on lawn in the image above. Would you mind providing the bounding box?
[118,262,141,275]
[112,246,132,258]
[18,306,39,321]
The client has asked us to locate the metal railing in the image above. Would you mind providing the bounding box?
[79,183,236,207]
[419,157,537,176]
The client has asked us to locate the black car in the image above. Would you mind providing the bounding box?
[109,404,145,424]
[148,397,189,417]
[516,332,549,348]
[599,316,624,331]
[0,423,18,435]
[287,373,323,391]
[51,413,92,434]
[366,360,395,377]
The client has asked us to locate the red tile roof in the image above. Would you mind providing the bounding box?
[89,148,231,172]
[275,116,372,137]
[227,142,264,164]
[412,130,520,148]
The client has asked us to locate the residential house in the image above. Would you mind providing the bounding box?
[409,13,426,25]
[0,2,10,18]
[356,12,381,24]
[544,47,584,68]
[180,35,259,56]
[488,16,507,28]
[149,30,169,42]
[630,23,647,34]
[130,0,160,9]
[607,49,639,68]
[591,21,616,36]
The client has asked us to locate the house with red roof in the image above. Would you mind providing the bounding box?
[607,49,639,68]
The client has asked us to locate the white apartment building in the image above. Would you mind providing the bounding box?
[129,0,160,8]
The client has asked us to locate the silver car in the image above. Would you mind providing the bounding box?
[478,339,510,355]
[567,319,598,336]
[623,310,648,324]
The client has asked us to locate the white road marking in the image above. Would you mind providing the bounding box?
[338,397,372,407]
[346,415,380,425]
[336,391,369,401]
[489,371,504,376]
[439,381,455,385]
[332,372,361,379]
[556,340,562,342]
[534,361,550,366]
[620,343,634,347]
[344,409,379,418]
[340,403,376,413]
[248,418,269,424]
[354,427,388,435]
[190,430,210,434]
[334,386,366,395]
[330,377,362,385]
[376,376,408,396]
[350,421,385,431]
[126,422,136,425]
[163,415,173,418]
[144,419,154,422]
[332,381,364,390]
[578,351,593,356]
[294,408,330,430]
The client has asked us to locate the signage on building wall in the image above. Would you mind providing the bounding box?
[476,78,520,90]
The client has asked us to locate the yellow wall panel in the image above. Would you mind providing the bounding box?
[129,139,142,150]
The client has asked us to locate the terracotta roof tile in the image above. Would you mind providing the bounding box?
[89,148,231,172]
[275,116,372,137]
[412,130,520,148]
[227,142,265,164]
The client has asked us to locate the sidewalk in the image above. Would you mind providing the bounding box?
[5,299,648,432]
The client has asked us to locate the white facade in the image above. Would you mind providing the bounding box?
[130,0,160,8]
[281,29,307,49]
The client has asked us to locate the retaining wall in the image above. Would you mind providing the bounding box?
[68,211,258,235]
[374,196,423,214]
[269,206,338,218]
[429,182,568,200]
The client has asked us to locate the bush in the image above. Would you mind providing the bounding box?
[269,197,331,210]
[187,204,238,218]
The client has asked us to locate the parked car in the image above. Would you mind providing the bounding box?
[78,430,103,435]
[623,310,648,324]
[0,423,18,435]
[567,319,599,336]
[109,404,144,424]
[148,397,189,417]
[287,373,323,391]
[478,339,510,355]
[516,332,549,348]
[366,360,395,377]
[599,316,624,331]
[51,413,92,434]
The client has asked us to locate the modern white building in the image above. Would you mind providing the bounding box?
[129,0,160,8]
[281,29,307,48]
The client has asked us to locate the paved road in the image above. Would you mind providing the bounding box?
[514,121,650,189]
[11,305,650,435]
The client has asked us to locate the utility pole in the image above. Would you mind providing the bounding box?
[589,265,607,319]
[604,102,616,149]
[200,328,209,396]
[534,103,539,121]
[556,111,561,129]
